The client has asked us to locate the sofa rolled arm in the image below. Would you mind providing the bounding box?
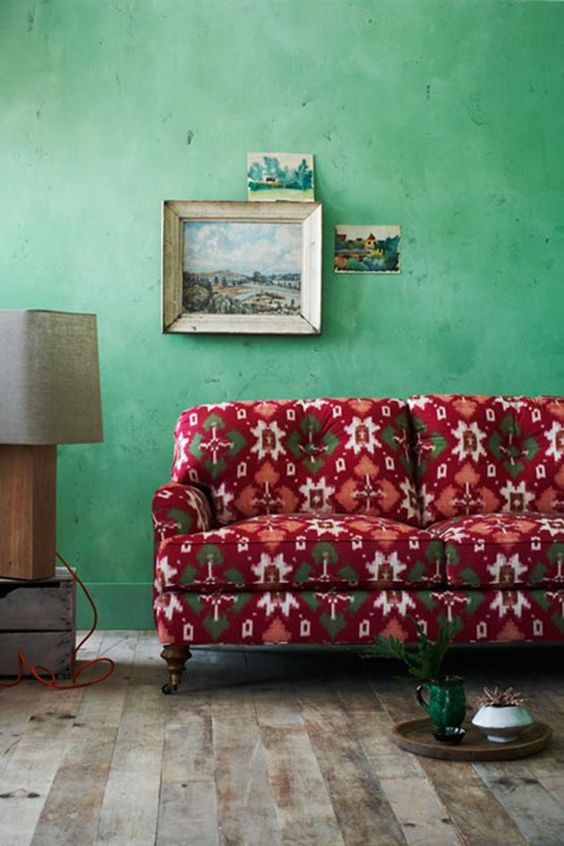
[152,482,213,546]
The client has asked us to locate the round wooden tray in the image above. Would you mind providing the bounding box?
[392,718,552,761]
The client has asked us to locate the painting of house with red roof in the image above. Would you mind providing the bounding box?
[334,225,400,273]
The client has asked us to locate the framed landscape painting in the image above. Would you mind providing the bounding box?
[162,201,322,333]
[334,225,401,273]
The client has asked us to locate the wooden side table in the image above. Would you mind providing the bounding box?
[0,567,75,678]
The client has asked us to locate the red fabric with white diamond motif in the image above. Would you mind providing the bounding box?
[429,512,564,588]
[152,483,213,547]
[155,512,443,594]
[154,585,564,646]
[408,395,564,527]
[171,398,420,526]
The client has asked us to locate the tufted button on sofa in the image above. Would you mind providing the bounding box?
[152,396,564,692]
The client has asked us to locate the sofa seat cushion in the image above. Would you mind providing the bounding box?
[429,512,564,587]
[155,513,444,593]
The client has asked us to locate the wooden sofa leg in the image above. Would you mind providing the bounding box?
[160,644,192,694]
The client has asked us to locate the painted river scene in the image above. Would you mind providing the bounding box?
[183,221,302,315]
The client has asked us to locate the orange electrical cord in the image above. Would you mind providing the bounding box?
[0,552,115,689]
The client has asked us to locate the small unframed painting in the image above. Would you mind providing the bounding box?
[247,152,314,201]
[334,225,401,273]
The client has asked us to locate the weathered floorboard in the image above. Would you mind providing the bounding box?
[211,649,282,846]
[94,633,167,846]
[475,762,564,846]
[0,637,563,846]
[293,667,407,846]
[336,675,465,846]
[30,632,137,846]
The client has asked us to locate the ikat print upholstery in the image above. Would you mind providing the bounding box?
[408,395,564,527]
[429,513,564,588]
[154,587,564,647]
[155,513,444,594]
[171,398,419,527]
[153,395,564,655]
[152,482,213,547]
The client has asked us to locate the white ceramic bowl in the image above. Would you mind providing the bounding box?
[472,704,534,743]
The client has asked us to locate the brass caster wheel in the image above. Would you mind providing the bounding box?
[161,682,178,695]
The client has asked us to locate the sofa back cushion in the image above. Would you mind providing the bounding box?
[172,397,420,526]
[408,394,564,526]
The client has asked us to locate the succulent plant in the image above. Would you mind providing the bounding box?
[475,686,527,708]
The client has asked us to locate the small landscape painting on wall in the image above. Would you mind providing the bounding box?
[334,225,401,273]
[247,152,314,201]
[184,221,302,315]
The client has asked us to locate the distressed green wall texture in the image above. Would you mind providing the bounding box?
[1,1,563,627]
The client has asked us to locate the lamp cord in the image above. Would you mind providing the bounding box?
[0,552,115,689]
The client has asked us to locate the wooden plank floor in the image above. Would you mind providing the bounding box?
[0,633,563,846]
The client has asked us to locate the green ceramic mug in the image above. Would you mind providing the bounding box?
[416,676,466,730]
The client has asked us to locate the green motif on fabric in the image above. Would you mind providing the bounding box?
[166,507,192,534]
[196,544,223,566]
[418,592,436,611]
[445,543,459,565]
[206,459,226,480]
[465,591,484,616]
[529,563,546,584]
[460,567,480,587]
[228,428,246,455]
[320,612,346,639]
[185,593,202,614]
[411,416,447,478]
[194,415,247,480]
[548,543,564,564]
[338,565,359,583]
[203,614,230,640]
[551,613,564,633]
[295,563,313,584]
[231,593,252,614]
[348,591,368,613]
[224,567,244,586]
[531,590,550,611]
[381,413,413,473]
[312,542,339,564]
[408,561,426,583]
[429,432,448,461]
[425,541,443,565]
[287,415,339,474]
[488,415,539,478]
[189,432,204,460]
[180,565,197,585]
[302,592,320,610]
[411,415,428,478]
[202,413,226,431]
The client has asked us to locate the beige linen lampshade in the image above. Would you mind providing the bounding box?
[0,310,103,444]
[0,310,103,580]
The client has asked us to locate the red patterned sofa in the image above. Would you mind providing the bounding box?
[152,396,564,692]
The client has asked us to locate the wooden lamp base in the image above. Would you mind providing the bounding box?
[0,445,56,580]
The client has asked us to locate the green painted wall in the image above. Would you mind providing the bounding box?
[1,0,563,628]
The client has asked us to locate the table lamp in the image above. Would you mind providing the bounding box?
[0,310,103,580]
